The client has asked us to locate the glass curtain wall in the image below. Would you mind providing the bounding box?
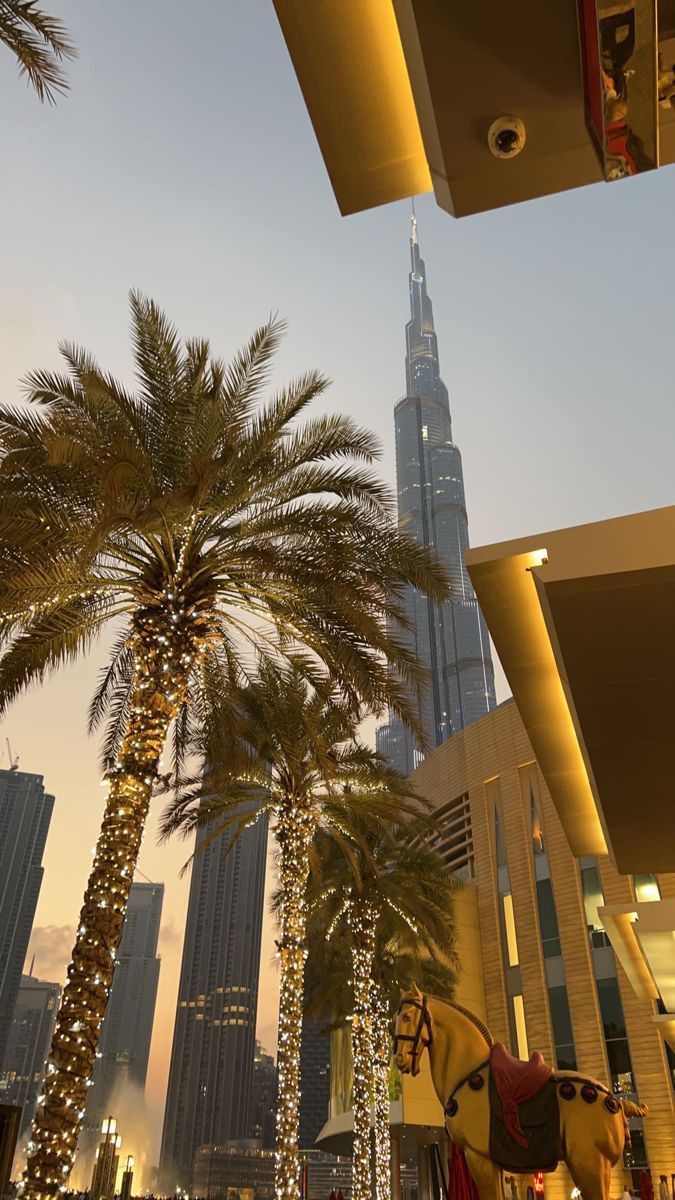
[490,787,528,1060]
[529,785,576,1070]
[579,857,648,1170]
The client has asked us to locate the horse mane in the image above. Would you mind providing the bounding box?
[424,992,494,1048]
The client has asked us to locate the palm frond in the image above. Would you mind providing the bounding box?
[0,0,76,103]
[87,626,134,734]
[99,676,133,774]
[0,598,106,717]
[2,293,448,824]
[217,315,286,433]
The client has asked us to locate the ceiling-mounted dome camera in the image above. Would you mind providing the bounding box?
[487,117,526,159]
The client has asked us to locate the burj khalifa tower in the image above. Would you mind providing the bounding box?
[377,210,496,775]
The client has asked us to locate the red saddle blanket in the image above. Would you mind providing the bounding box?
[489,1043,554,1149]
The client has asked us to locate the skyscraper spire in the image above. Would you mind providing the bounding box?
[405,210,448,409]
[376,219,496,774]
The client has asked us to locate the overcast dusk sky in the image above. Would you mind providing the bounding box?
[2,0,675,1162]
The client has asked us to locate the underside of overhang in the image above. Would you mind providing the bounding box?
[653,1014,675,1053]
[467,506,675,874]
[598,906,661,1003]
[274,1,675,218]
[392,0,602,216]
[271,0,431,216]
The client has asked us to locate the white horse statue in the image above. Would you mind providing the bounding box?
[393,984,647,1200]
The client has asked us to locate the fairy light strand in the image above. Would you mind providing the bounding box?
[350,902,377,1200]
[22,590,203,1200]
[373,985,392,1200]
[274,798,312,1200]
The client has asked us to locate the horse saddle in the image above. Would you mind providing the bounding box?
[488,1043,560,1173]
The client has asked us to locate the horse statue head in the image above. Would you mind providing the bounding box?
[392,982,433,1077]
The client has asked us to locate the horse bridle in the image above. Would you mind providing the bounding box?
[393,995,433,1068]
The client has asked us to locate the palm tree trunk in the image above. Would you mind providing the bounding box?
[275,804,312,1200]
[350,907,377,1200]
[23,624,190,1200]
[372,994,392,1200]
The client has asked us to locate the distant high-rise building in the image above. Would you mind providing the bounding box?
[298,1016,330,1150]
[376,211,496,773]
[83,882,163,1138]
[0,767,54,1068]
[0,973,60,1136]
[160,812,268,1189]
[250,1041,277,1150]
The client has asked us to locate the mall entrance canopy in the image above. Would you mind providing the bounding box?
[466,504,675,876]
[466,506,675,1046]
[273,0,675,217]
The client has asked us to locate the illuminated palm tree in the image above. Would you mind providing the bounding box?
[0,0,76,102]
[160,657,427,1200]
[0,293,448,1200]
[306,826,459,1200]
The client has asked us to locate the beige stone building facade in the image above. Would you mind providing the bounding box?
[410,699,675,1198]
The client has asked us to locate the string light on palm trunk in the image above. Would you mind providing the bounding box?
[22,594,200,1200]
[274,800,312,1200]
[350,903,377,1200]
[373,992,392,1200]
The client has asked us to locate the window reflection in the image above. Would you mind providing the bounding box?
[633,874,661,903]
[548,985,576,1070]
[580,861,612,949]
[494,803,507,870]
[536,878,562,958]
[530,787,545,855]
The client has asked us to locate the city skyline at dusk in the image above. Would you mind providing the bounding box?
[3,0,675,1174]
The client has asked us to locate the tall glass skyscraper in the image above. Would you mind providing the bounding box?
[0,973,60,1137]
[159,812,268,1190]
[377,211,496,774]
[298,1012,330,1150]
[0,767,54,1068]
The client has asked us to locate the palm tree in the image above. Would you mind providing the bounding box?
[306,826,460,1200]
[0,293,448,1200]
[160,657,427,1200]
[0,0,76,102]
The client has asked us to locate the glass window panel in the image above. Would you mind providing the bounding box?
[612,1067,636,1097]
[580,862,605,932]
[590,928,612,951]
[548,985,574,1049]
[530,786,545,856]
[494,805,507,870]
[543,936,561,959]
[633,874,661,902]
[606,1039,633,1082]
[555,1044,577,1071]
[661,1017,675,1090]
[536,878,561,951]
[597,977,627,1040]
[624,1127,648,1169]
